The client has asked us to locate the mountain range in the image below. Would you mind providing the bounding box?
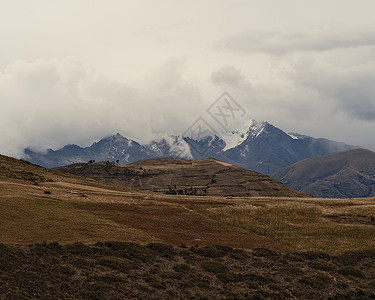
[273,149,375,198]
[24,119,359,175]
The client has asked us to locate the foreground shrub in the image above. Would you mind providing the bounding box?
[201,260,229,274]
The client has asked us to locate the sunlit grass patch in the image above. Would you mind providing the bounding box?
[201,199,375,254]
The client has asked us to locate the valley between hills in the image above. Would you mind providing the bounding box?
[1,154,375,298]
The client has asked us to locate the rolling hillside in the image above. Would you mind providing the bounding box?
[1,152,375,254]
[273,149,375,198]
[55,158,308,198]
[0,153,289,248]
[1,153,375,298]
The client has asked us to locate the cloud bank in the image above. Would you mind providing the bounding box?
[0,58,204,157]
[213,29,375,54]
[1,2,375,157]
[2,50,375,159]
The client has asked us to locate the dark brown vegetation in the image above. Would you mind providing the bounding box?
[55,158,308,197]
[0,242,374,299]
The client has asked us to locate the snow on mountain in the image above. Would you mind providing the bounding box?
[287,133,299,140]
[287,133,309,140]
[220,119,267,151]
[247,120,268,138]
[23,119,360,175]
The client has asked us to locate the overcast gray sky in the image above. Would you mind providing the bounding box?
[1,0,375,157]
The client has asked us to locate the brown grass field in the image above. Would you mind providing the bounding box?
[1,155,375,298]
[1,155,375,254]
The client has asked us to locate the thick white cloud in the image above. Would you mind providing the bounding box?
[1,1,375,157]
[2,49,375,158]
[0,58,204,157]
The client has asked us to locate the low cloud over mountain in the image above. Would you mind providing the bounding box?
[24,120,358,176]
[2,2,375,158]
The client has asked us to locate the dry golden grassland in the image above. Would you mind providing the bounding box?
[1,154,375,254]
[1,173,375,255]
[197,197,375,254]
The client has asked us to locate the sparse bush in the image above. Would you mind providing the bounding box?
[329,289,372,300]
[173,264,190,273]
[308,260,334,271]
[281,265,304,276]
[299,272,332,288]
[99,242,156,262]
[335,282,349,289]
[147,243,175,258]
[216,273,239,283]
[201,260,229,274]
[194,245,232,258]
[299,251,331,260]
[241,273,274,285]
[97,257,133,273]
[368,280,375,289]
[338,267,364,278]
[142,274,166,290]
[229,249,249,261]
[252,248,279,258]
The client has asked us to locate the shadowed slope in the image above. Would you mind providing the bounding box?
[273,149,375,198]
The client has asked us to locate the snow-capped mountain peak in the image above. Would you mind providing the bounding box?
[247,120,268,138]
[24,119,359,176]
[221,119,267,151]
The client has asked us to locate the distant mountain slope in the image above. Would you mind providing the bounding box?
[24,134,155,169]
[273,149,375,198]
[24,120,359,174]
[56,158,308,198]
[222,121,358,174]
